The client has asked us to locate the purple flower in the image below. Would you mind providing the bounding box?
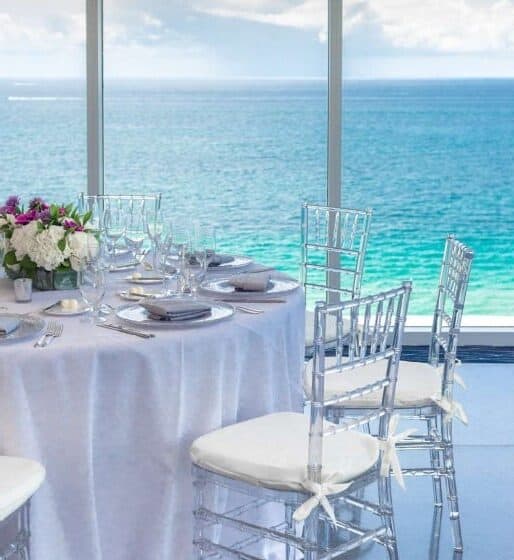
[29,197,49,211]
[58,207,67,216]
[36,209,51,223]
[0,195,20,215]
[15,210,37,225]
[63,219,84,232]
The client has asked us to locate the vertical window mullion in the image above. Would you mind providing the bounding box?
[86,0,104,196]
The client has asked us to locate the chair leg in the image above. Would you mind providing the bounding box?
[427,416,444,508]
[193,475,208,559]
[378,476,399,560]
[302,507,320,560]
[442,418,464,551]
[428,505,443,560]
[285,503,297,560]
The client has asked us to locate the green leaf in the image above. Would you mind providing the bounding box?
[3,250,17,266]
[57,238,66,252]
[82,210,92,225]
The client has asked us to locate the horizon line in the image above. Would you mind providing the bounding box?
[2,75,514,81]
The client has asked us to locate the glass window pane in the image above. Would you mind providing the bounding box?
[343,9,514,317]
[0,1,86,204]
[104,2,328,276]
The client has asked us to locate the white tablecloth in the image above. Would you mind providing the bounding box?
[0,269,304,559]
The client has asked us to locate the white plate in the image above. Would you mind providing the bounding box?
[125,275,164,285]
[118,290,161,302]
[173,254,253,272]
[44,301,90,317]
[115,299,235,329]
[0,314,46,343]
[199,277,299,299]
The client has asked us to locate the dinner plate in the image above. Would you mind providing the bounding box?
[115,299,234,329]
[44,301,90,316]
[125,275,164,285]
[173,254,253,272]
[199,277,299,299]
[118,290,161,302]
[0,314,46,343]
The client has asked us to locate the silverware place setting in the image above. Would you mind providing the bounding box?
[97,323,155,339]
[34,320,63,348]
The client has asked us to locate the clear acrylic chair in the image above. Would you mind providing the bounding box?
[190,282,412,559]
[301,203,372,356]
[0,456,45,559]
[315,235,473,552]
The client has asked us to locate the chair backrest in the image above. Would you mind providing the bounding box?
[429,235,474,400]
[301,203,372,306]
[307,282,412,484]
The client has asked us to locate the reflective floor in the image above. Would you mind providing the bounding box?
[356,363,514,560]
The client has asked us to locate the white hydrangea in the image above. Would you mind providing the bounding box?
[68,231,99,271]
[10,221,40,262]
[28,225,69,271]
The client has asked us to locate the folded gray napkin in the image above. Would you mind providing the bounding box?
[188,252,234,267]
[228,272,271,292]
[140,300,212,322]
[0,316,20,337]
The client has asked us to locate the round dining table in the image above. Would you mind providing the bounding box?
[0,264,304,559]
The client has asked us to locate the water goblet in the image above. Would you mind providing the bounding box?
[104,204,127,270]
[145,209,165,271]
[79,261,106,324]
[125,203,147,265]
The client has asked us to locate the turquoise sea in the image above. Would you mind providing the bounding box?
[1,78,513,314]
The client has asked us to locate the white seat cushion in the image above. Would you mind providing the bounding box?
[304,358,442,408]
[0,456,46,521]
[190,412,379,491]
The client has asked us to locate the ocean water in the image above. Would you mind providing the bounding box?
[0,78,513,314]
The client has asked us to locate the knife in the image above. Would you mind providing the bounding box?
[98,323,155,338]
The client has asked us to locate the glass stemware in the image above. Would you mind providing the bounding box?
[79,261,106,324]
[104,203,127,270]
[125,201,147,265]
[145,209,164,271]
[169,223,191,295]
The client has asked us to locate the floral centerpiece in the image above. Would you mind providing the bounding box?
[0,196,99,290]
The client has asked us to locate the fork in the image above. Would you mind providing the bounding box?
[34,321,62,348]
[44,321,63,347]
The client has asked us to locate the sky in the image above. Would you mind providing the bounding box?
[1,0,514,79]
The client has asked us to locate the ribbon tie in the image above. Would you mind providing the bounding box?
[437,359,467,390]
[432,395,468,425]
[379,414,417,490]
[293,473,350,525]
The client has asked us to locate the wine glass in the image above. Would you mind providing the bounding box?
[145,209,164,271]
[79,261,106,324]
[125,201,147,265]
[169,223,191,295]
[104,203,127,270]
[194,223,217,269]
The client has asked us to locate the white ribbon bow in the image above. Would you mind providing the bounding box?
[437,359,467,390]
[293,473,351,526]
[432,395,469,425]
[379,414,417,490]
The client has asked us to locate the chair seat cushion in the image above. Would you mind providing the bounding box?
[190,412,379,491]
[304,358,442,408]
[0,456,46,521]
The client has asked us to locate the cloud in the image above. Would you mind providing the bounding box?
[193,0,514,54]
[370,0,514,53]
[193,0,328,42]
[142,12,163,28]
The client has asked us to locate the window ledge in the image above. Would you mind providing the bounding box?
[405,316,514,347]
